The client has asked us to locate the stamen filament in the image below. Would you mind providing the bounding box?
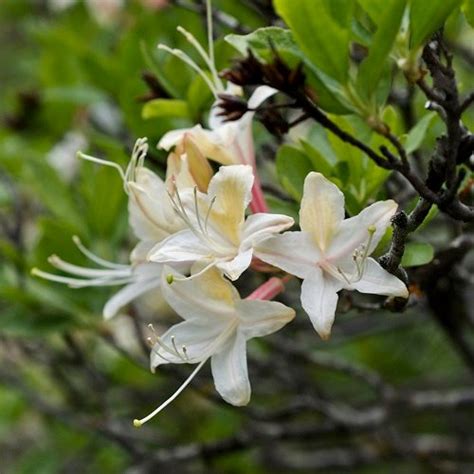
[337,267,352,285]
[77,152,126,182]
[31,268,134,288]
[176,26,222,91]
[204,196,216,231]
[133,359,207,427]
[72,236,128,269]
[170,258,224,282]
[47,255,130,279]
[158,44,218,97]
[193,187,207,236]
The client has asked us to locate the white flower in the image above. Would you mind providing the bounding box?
[255,172,409,339]
[156,3,276,212]
[158,85,277,169]
[33,138,188,319]
[133,265,295,426]
[148,164,294,281]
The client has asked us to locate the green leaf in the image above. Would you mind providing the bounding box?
[274,0,353,83]
[266,195,299,221]
[142,99,190,120]
[358,0,388,24]
[405,112,437,153]
[300,140,334,176]
[275,144,313,200]
[401,242,435,267]
[357,0,407,98]
[225,27,297,57]
[409,0,462,48]
[462,0,474,27]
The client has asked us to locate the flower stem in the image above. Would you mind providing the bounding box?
[249,173,268,213]
[246,275,292,301]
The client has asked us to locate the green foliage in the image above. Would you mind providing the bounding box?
[356,0,407,100]
[409,0,462,48]
[463,0,474,27]
[404,112,438,153]
[274,0,353,84]
[401,242,435,267]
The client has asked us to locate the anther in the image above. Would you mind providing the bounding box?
[166,274,174,284]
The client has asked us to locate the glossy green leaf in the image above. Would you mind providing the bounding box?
[409,0,462,48]
[225,27,297,57]
[300,140,334,176]
[275,144,313,201]
[274,0,353,83]
[463,0,474,27]
[401,241,435,267]
[357,0,388,24]
[357,0,407,98]
[405,112,438,153]
[142,99,190,120]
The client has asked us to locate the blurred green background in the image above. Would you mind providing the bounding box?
[0,1,473,473]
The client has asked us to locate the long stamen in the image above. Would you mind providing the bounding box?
[77,152,126,181]
[47,255,130,279]
[148,324,186,362]
[168,259,223,282]
[337,267,352,285]
[176,26,222,91]
[125,137,148,185]
[72,236,128,269]
[204,196,216,231]
[171,336,180,357]
[158,44,218,96]
[31,268,134,288]
[133,359,207,427]
[193,187,207,236]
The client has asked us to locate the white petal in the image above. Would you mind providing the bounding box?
[328,200,398,261]
[160,265,238,321]
[211,331,251,406]
[349,258,409,298]
[236,300,295,339]
[148,229,212,265]
[130,241,154,263]
[103,267,162,319]
[301,268,343,339]
[254,231,321,279]
[184,126,238,165]
[247,85,278,109]
[216,248,253,281]
[157,128,190,150]
[151,318,228,369]
[128,168,183,241]
[299,172,345,253]
[206,165,254,246]
[241,213,294,247]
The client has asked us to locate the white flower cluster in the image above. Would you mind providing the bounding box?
[33,5,408,426]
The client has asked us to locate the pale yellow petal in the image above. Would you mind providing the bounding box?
[182,135,213,192]
[299,172,345,253]
[206,165,254,246]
